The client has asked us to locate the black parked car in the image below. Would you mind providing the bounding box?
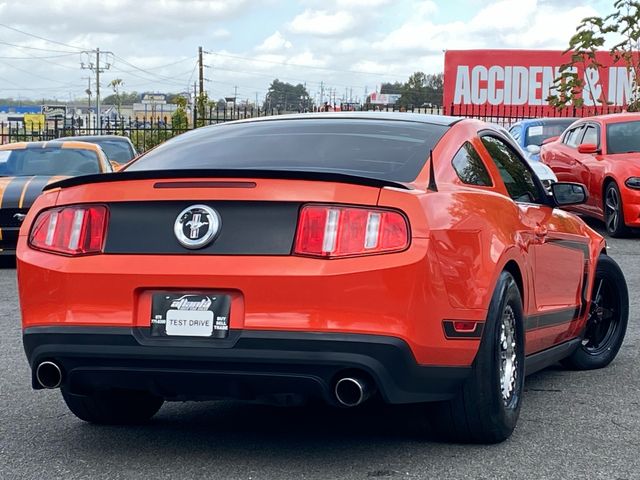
[58,135,137,166]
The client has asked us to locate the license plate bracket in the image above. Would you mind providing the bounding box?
[150,292,230,338]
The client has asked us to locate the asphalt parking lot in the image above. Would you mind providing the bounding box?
[1,220,638,480]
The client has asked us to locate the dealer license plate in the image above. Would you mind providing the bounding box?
[150,292,231,338]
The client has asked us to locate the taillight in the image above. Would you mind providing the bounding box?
[294,205,409,258]
[29,205,108,256]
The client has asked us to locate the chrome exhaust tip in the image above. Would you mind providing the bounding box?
[334,377,371,407]
[35,361,62,389]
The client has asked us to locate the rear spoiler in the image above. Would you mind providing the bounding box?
[43,169,412,191]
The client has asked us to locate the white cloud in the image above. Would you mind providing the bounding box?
[373,0,598,53]
[0,0,610,102]
[335,0,393,7]
[256,31,293,52]
[212,28,231,40]
[287,9,356,36]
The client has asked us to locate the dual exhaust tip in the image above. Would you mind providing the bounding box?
[34,362,374,405]
[35,361,62,389]
[334,376,373,407]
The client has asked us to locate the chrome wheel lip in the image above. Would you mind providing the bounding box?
[605,187,620,233]
[499,305,518,404]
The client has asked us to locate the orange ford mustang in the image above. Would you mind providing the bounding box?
[17,113,629,443]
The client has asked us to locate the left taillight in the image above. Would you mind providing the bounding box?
[29,205,108,256]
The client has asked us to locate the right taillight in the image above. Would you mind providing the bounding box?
[29,205,108,256]
[294,205,409,258]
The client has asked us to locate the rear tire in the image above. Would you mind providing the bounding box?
[429,271,525,443]
[604,182,629,238]
[61,388,164,425]
[562,254,628,370]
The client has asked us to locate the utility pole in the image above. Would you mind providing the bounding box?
[81,47,112,132]
[198,46,204,98]
[193,82,197,125]
[233,85,238,105]
[320,81,324,107]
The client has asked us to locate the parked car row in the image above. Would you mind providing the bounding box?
[500,114,640,238]
[540,113,640,237]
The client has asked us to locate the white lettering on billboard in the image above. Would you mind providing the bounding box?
[452,64,637,106]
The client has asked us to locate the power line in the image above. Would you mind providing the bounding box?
[185,60,199,90]
[0,44,80,71]
[209,51,412,79]
[212,64,372,91]
[81,48,113,117]
[112,54,194,84]
[0,22,83,51]
[0,39,79,53]
[110,65,196,87]
[0,52,77,60]
[2,61,80,85]
[113,55,197,75]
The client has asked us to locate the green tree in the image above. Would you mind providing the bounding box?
[398,72,444,108]
[171,96,189,130]
[424,73,444,106]
[549,0,640,110]
[264,79,312,111]
[109,78,124,115]
[102,91,140,105]
[194,92,209,127]
[380,81,403,95]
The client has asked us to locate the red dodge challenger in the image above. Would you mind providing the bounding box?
[17,113,628,443]
[540,113,640,237]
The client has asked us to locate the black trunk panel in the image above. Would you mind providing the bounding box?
[104,201,300,255]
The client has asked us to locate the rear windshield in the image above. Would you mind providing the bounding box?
[0,148,101,176]
[126,118,449,182]
[606,120,640,154]
[525,120,574,146]
[94,140,135,164]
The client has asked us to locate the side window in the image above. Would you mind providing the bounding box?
[581,125,598,146]
[452,142,493,187]
[481,136,541,203]
[565,126,585,147]
[509,125,522,142]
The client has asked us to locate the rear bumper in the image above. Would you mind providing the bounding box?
[23,327,470,405]
[18,237,486,366]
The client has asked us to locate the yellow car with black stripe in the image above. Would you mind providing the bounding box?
[0,140,113,256]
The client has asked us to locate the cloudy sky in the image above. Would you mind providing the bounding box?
[0,0,611,103]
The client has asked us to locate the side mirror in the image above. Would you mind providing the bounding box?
[526,144,541,155]
[577,143,600,154]
[542,136,559,145]
[551,182,588,206]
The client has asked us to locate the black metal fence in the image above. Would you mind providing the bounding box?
[0,103,627,152]
[445,103,627,127]
[0,106,299,152]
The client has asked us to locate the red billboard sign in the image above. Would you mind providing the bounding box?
[443,49,636,115]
